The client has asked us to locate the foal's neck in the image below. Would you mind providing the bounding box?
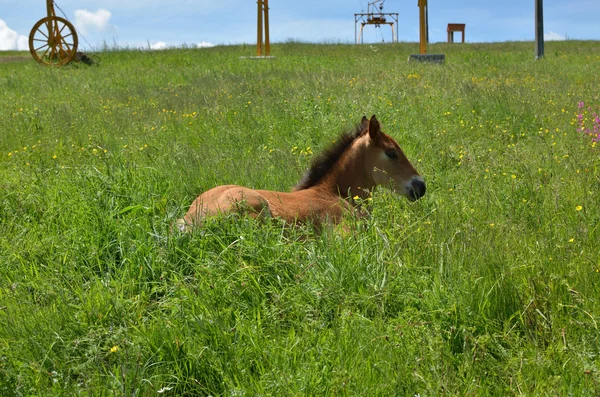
[318,140,374,201]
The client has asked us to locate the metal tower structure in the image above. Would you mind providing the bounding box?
[354,0,398,44]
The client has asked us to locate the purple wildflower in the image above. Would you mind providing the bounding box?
[575,101,600,146]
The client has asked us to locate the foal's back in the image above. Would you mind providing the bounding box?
[181,184,346,228]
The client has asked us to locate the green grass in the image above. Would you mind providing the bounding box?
[1,41,600,395]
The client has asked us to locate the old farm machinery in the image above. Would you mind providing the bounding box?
[29,0,82,66]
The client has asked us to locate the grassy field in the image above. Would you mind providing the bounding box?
[1,40,599,395]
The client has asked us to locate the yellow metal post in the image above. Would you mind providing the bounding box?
[257,0,263,56]
[256,0,270,56]
[418,0,427,54]
[264,0,270,56]
[409,0,444,63]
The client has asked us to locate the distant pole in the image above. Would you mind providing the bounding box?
[418,0,427,54]
[535,0,544,59]
[425,2,429,43]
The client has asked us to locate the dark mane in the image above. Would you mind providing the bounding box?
[293,123,364,191]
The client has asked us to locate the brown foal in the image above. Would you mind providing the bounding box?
[178,115,425,231]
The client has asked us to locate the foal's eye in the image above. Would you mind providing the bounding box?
[385,150,398,159]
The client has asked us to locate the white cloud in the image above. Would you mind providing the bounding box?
[149,41,168,50]
[146,41,214,50]
[0,19,28,50]
[545,31,566,41]
[74,9,112,35]
[17,35,28,51]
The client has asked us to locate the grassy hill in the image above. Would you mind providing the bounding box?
[1,41,599,395]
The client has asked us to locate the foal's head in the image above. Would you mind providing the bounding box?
[360,115,426,201]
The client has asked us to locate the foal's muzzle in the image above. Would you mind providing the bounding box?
[408,177,426,201]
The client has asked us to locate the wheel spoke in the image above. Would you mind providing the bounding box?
[40,46,51,61]
[34,43,50,52]
[36,29,49,40]
[58,33,73,48]
[60,41,73,53]
[58,23,67,36]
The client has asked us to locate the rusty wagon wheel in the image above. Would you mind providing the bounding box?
[29,16,78,66]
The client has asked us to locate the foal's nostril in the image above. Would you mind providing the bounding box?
[411,178,426,200]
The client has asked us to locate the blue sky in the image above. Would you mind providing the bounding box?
[1,0,599,51]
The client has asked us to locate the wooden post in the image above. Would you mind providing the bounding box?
[46,0,55,17]
[535,0,544,59]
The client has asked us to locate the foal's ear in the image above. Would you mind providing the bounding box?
[368,115,381,140]
[360,116,369,132]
